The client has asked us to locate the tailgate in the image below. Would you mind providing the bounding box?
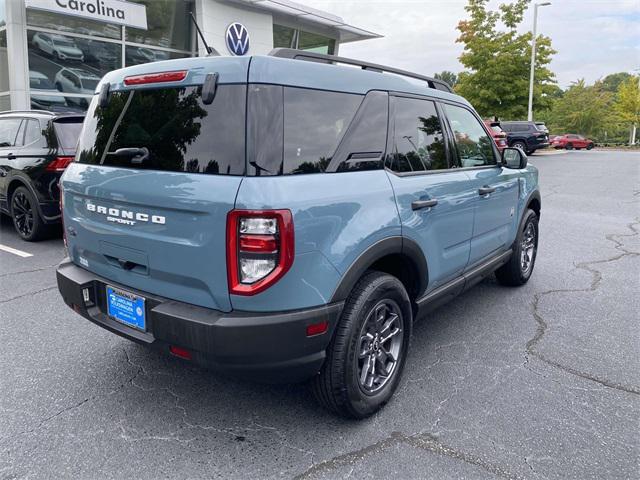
[62,165,241,311]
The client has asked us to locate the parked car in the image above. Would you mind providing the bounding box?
[125,47,157,65]
[499,120,549,155]
[56,50,541,418]
[483,120,508,152]
[551,134,594,150]
[54,68,101,107]
[32,32,84,62]
[29,70,68,110]
[0,110,84,240]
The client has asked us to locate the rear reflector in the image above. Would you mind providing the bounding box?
[124,70,188,86]
[306,321,329,337]
[46,156,74,172]
[169,345,192,360]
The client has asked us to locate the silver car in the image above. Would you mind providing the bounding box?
[32,32,84,62]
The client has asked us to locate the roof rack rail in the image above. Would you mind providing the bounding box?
[268,48,453,93]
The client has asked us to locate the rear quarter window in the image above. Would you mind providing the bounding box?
[76,85,246,175]
[283,88,362,174]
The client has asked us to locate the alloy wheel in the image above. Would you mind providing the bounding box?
[12,191,35,237]
[357,300,404,394]
[520,221,536,275]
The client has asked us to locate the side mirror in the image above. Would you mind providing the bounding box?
[502,147,527,169]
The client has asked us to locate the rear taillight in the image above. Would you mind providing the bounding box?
[46,156,74,172]
[227,210,294,296]
[124,70,187,86]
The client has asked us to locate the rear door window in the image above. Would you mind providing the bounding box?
[23,119,45,147]
[77,85,246,175]
[283,87,362,174]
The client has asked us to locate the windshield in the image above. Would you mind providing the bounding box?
[53,38,76,47]
[30,76,56,90]
[490,125,503,133]
[81,79,99,90]
[76,85,246,175]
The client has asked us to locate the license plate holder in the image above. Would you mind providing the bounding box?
[106,286,146,331]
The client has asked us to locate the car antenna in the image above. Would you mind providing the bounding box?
[189,11,220,56]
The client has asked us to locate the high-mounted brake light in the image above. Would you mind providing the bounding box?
[227,210,294,296]
[46,156,74,172]
[123,70,188,86]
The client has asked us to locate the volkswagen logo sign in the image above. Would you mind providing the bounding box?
[226,23,250,56]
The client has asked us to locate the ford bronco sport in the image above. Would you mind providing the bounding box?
[56,49,540,419]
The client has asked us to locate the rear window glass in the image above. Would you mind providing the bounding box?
[76,85,246,175]
[283,88,362,174]
[53,119,83,150]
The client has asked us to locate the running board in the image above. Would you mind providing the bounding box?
[414,249,513,320]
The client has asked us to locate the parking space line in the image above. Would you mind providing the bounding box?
[0,244,33,258]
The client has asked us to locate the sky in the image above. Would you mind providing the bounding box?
[297,0,640,89]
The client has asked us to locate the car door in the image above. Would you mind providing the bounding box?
[385,95,478,291]
[441,103,520,267]
[0,117,25,212]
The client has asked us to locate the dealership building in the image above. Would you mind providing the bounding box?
[0,0,379,112]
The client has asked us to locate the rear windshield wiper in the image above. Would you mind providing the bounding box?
[109,147,149,165]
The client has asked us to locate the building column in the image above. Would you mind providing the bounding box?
[6,0,29,110]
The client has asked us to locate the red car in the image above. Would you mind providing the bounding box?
[551,134,594,150]
[483,120,508,152]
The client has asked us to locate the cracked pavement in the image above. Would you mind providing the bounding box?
[1,150,638,479]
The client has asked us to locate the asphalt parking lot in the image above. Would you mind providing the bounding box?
[1,149,638,479]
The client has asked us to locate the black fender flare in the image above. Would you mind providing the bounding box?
[329,236,429,303]
[524,189,541,216]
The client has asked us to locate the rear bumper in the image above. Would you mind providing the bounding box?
[56,260,343,383]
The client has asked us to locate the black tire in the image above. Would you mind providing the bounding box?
[495,209,539,286]
[586,143,594,150]
[312,271,412,419]
[565,143,573,150]
[10,186,48,241]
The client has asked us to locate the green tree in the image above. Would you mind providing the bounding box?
[455,0,557,120]
[614,76,640,143]
[544,80,614,139]
[600,72,632,93]
[434,71,458,88]
[614,76,640,124]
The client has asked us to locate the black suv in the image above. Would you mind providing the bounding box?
[0,110,84,241]
[499,121,549,155]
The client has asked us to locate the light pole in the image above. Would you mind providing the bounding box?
[527,2,551,121]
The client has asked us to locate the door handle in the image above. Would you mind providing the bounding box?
[7,153,16,160]
[412,199,438,210]
[478,186,496,195]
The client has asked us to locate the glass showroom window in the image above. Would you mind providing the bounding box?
[125,0,193,51]
[27,30,120,111]
[298,31,335,54]
[0,27,9,112]
[25,1,194,112]
[273,25,335,55]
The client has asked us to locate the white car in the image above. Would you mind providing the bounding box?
[32,32,84,62]
[29,70,67,109]
[54,68,101,107]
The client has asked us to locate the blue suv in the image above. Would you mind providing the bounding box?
[56,49,540,418]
